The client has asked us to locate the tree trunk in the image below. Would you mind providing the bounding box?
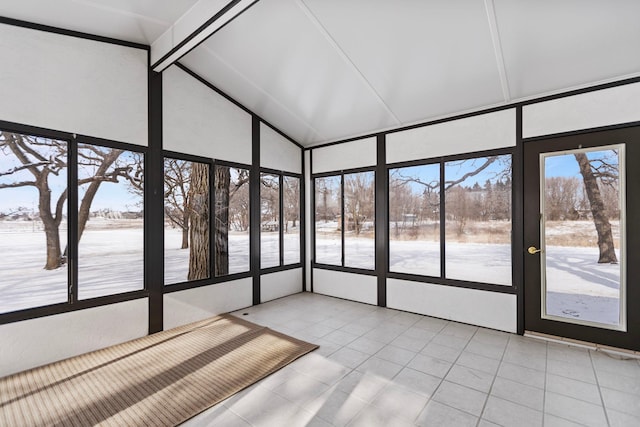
[181,219,189,249]
[574,153,618,263]
[188,163,209,280]
[38,172,63,270]
[77,149,122,241]
[215,166,230,276]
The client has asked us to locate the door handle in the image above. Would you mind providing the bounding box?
[527,246,542,255]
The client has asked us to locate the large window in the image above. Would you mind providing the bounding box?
[314,171,375,270]
[77,144,144,299]
[0,131,69,313]
[389,164,440,276]
[388,153,512,286]
[164,158,210,285]
[0,129,146,314]
[214,165,250,276]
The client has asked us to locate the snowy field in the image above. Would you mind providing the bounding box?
[164,229,300,284]
[0,220,623,326]
[0,220,143,314]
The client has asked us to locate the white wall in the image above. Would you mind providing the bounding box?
[524,82,640,138]
[313,270,377,305]
[387,279,517,332]
[261,269,302,303]
[386,109,516,163]
[0,23,148,146]
[312,137,377,173]
[261,124,301,173]
[0,299,148,377]
[163,65,252,163]
[163,278,253,330]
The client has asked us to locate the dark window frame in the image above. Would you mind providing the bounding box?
[259,167,303,273]
[0,121,148,324]
[386,147,517,294]
[312,166,376,272]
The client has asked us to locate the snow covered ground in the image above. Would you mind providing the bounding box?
[0,221,623,327]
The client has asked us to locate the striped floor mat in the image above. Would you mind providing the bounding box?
[0,314,317,426]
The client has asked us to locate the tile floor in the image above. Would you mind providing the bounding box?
[183,292,640,427]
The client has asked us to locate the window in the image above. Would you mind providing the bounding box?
[214,165,250,276]
[0,129,147,314]
[77,144,144,299]
[444,155,511,285]
[389,164,440,276]
[164,158,210,285]
[282,176,301,265]
[388,153,512,286]
[344,172,375,269]
[314,170,375,270]
[260,173,280,269]
[314,175,342,265]
[0,131,69,313]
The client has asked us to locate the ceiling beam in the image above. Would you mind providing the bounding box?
[484,0,511,102]
[151,0,258,73]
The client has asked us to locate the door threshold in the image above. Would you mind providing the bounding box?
[524,331,640,360]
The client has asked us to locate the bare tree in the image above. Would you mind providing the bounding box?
[344,173,374,235]
[574,152,618,263]
[214,166,249,276]
[0,132,67,269]
[164,159,192,249]
[187,163,209,280]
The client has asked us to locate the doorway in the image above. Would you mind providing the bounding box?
[523,126,640,351]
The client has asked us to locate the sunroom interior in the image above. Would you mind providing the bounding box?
[1,1,640,426]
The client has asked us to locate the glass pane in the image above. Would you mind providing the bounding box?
[283,176,300,264]
[445,155,512,285]
[164,159,210,285]
[315,176,341,265]
[389,164,440,276]
[77,145,144,299]
[260,173,280,269]
[0,131,68,313]
[215,165,250,276]
[542,147,624,327]
[344,172,375,269]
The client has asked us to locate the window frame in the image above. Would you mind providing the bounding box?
[260,167,303,273]
[386,147,517,294]
[0,121,148,324]
[312,166,377,274]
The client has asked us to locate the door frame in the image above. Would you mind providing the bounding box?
[522,125,640,352]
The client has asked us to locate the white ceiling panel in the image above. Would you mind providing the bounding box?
[302,0,506,124]
[495,0,640,100]
[181,45,323,144]
[0,0,198,44]
[188,0,400,145]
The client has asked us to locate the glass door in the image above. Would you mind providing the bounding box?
[523,127,639,351]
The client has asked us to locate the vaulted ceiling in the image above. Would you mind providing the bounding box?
[2,0,640,146]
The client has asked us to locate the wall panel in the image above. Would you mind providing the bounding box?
[163,65,252,162]
[163,279,252,330]
[313,270,377,305]
[0,299,148,377]
[261,269,302,303]
[312,137,376,173]
[0,23,148,145]
[523,82,640,138]
[260,124,301,173]
[387,279,517,332]
[386,109,516,163]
